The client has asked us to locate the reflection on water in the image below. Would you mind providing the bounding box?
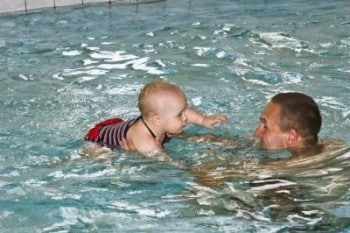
[186,138,350,231]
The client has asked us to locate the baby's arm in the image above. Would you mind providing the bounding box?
[185,108,228,129]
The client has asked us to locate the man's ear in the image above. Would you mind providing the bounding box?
[287,129,299,145]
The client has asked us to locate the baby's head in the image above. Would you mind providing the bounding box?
[138,80,188,135]
[139,80,187,117]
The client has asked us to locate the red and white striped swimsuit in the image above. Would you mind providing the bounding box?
[84,117,139,149]
[84,116,171,149]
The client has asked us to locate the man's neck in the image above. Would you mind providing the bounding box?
[289,143,324,157]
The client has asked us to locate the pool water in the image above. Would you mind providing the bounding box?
[1,0,350,232]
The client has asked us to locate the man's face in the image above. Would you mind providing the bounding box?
[254,102,290,150]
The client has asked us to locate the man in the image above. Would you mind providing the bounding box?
[254,92,323,156]
[189,92,325,186]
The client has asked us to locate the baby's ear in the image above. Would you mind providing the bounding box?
[151,112,162,125]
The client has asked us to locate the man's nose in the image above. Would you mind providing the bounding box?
[254,126,263,138]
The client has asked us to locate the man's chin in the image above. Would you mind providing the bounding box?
[255,141,281,150]
[254,140,266,149]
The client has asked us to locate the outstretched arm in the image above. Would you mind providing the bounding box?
[185,108,228,129]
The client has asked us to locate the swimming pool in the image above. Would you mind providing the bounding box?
[1,0,350,232]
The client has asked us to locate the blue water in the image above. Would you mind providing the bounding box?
[0,0,350,232]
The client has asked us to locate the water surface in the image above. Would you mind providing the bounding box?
[0,0,350,232]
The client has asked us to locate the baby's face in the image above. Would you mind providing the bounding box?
[158,93,188,135]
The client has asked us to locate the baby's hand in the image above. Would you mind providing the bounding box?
[202,115,228,129]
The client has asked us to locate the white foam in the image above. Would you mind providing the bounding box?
[0,181,10,188]
[6,187,26,197]
[248,179,296,192]
[111,201,170,217]
[101,41,115,45]
[260,32,300,48]
[192,35,206,40]
[86,47,100,51]
[83,59,98,65]
[22,179,47,187]
[216,51,226,58]
[155,59,166,68]
[47,167,117,179]
[318,96,346,111]
[213,23,234,35]
[341,39,350,46]
[0,211,13,219]
[43,207,79,232]
[320,42,332,48]
[62,67,108,77]
[326,167,343,172]
[77,76,97,82]
[137,208,170,218]
[62,50,81,56]
[104,83,143,96]
[90,50,138,62]
[191,97,202,106]
[198,209,215,216]
[194,46,211,56]
[18,74,29,81]
[287,213,322,225]
[131,57,164,75]
[222,23,234,32]
[243,78,269,86]
[44,190,81,200]
[338,150,350,159]
[98,62,131,70]
[143,48,156,53]
[280,72,303,84]
[85,69,108,76]
[231,57,252,75]
[52,73,64,80]
[239,209,271,222]
[192,63,209,67]
[254,32,316,53]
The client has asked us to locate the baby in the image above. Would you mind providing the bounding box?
[83,80,227,157]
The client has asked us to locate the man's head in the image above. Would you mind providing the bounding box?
[254,92,321,150]
[138,80,188,135]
